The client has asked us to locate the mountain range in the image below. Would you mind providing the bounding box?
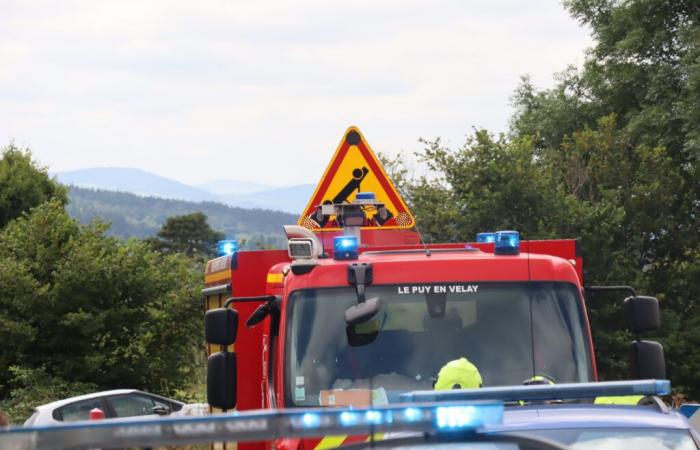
[66,186,297,249]
[54,167,314,214]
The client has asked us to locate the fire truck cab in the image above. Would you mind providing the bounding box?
[203,127,665,449]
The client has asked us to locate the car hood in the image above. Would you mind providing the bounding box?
[486,404,688,433]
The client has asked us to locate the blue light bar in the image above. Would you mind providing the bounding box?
[2,402,504,450]
[356,192,376,201]
[437,405,485,430]
[476,232,495,243]
[399,379,670,403]
[216,239,238,257]
[334,235,358,260]
[494,230,519,255]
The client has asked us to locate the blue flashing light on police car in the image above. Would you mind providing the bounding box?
[437,405,478,430]
[301,412,321,428]
[494,230,520,255]
[433,403,503,431]
[403,407,422,422]
[216,239,238,256]
[7,401,507,449]
[365,410,383,424]
[476,232,496,243]
[334,235,359,260]
[340,410,360,426]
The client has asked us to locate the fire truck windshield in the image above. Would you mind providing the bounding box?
[285,282,593,407]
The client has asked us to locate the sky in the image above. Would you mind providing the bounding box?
[0,1,591,187]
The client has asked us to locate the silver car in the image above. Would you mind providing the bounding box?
[23,389,200,426]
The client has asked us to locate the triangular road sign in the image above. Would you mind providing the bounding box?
[299,126,416,231]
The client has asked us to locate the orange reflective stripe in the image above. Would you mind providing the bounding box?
[267,272,284,283]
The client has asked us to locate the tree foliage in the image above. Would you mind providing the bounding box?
[147,212,225,259]
[0,201,204,422]
[393,1,700,398]
[0,367,98,424]
[0,144,67,229]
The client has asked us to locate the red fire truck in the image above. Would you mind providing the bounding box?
[203,127,665,450]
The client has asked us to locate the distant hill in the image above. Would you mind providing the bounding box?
[220,184,315,214]
[196,179,272,195]
[54,168,313,214]
[55,168,216,202]
[66,186,297,249]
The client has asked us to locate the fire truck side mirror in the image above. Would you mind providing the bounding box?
[344,297,381,325]
[207,352,237,410]
[205,308,239,345]
[205,307,238,410]
[630,340,666,379]
[346,321,380,347]
[623,296,660,334]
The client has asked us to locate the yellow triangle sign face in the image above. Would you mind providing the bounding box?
[299,126,416,231]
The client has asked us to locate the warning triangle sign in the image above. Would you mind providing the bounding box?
[299,126,416,231]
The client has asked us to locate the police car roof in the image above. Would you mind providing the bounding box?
[491,404,690,433]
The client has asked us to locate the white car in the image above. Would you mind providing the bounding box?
[23,389,206,426]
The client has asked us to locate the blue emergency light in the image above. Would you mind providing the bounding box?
[216,239,238,257]
[334,235,358,260]
[476,232,495,243]
[494,230,520,255]
[290,401,504,433]
[7,401,505,449]
[436,405,485,430]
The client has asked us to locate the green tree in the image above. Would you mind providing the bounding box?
[148,212,225,259]
[0,144,67,229]
[0,367,97,424]
[0,201,204,422]
[513,0,700,394]
[394,0,700,398]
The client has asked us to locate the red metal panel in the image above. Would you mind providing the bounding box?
[232,250,290,297]
[316,236,583,284]
[230,250,290,413]
[286,253,580,291]
[522,240,583,284]
[232,250,290,450]
[314,228,422,251]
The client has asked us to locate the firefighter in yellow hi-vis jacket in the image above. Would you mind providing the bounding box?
[434,357,483,390]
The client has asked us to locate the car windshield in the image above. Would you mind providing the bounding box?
[286,282,593,406]
[515,428,697,450]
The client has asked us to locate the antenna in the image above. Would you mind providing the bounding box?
[411,218,431,257]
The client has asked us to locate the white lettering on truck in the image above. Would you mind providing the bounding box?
[397,284,479,294]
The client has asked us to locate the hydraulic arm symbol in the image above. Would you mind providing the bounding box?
[306,166,395,228]
[332,167,369,203]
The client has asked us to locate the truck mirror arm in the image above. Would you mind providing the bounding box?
[246,296,281,331]
[225,295,278,307]
[584,285,637,297]
[347,263,373,303]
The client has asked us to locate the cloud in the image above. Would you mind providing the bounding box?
[0,0,591,186]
